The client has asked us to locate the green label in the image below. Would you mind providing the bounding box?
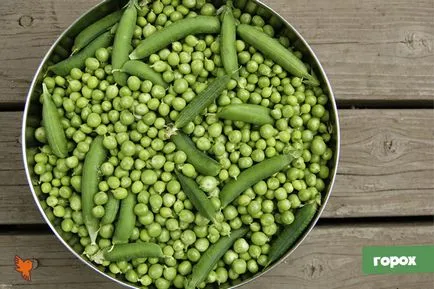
[363,245,434,275]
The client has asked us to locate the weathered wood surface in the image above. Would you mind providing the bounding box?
[333,109,434,217]
[0,0,433,105]
[266,0,434,104]
[1,223,433,288]
[1,1,433,288]
[2,109,433,224]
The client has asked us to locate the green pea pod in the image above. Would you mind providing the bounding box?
[41,84,68,158]
[72,10,123,54]
[217,103,274,125]
[101,242,163,262]
[220,151,301,208]
[122,60,168,88]
[49,31,114,76]
[81,136,107,245]
[112,0,138,86]
[175,170,217,222]
[171,132,220,177]
[53,45,70,60]
[186,227,249,289]
[266,202,318,267]
[237,24,320,86]
[59,36,74,50]
[174,74,231,130]
[100,191,120,225]
[221,2,239,78]
[129,16,221,60]
[113,193,137,244]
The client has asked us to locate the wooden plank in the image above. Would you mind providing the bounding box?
[0,112,25,187]
[0,112,43,224]
[265,0,434,103]
[331,109,434,217]
[2,109,433,224]
[0,0,101,106]
[0,0,433,105]
[249,222,434,289]
[0,223,432,288]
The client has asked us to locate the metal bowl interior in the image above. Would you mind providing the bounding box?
[22,0,340,288]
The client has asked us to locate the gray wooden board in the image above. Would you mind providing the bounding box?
[0,0,433,105]
[0,223,433,288]
[1,1,433,289]
[265,0,434,103]
[2,109,433,224]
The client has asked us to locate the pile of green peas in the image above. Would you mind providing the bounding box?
[32,0,333,288]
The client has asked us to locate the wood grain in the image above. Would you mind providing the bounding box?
[0,223,432,288]
[0,0,100,107]
[0,112,43,224]
[0,0,433,105]
[331,109,434,217]
[2,109,433,224]
[266,0,434,103]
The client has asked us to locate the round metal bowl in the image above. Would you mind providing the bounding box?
[22,0,340,288]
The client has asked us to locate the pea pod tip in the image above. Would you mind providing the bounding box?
[304,74,320,86]
[129,52,139,60]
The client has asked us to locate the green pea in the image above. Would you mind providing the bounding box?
[92,191,108,205]
[175,260,191,276]
[164,217,178,232]
[138,210,153,226]
[111,187,128,200]
[233,238,249,254]
[133,202,148,216]
[251,232,268,246]
[70,68,83,80]
[98,223,114,239]
[311,137,327,155]
[95,47,109,62]
[91,204,105,218]
[190,59,203,75]
[172,78,189,95]
[85,113,101,128]
[149,192,162,209]
[105,85,119,99]
[232,259,247,275]
[146,222,161,238]
[179,209,195,223]
[238,157,253,169]
[260,213,275,227]
[221,249,238,266]
[322,147,333,161]
[180,163,195,178]
[248,244,261,259]
[120,96,134,109]
[193,238,209,253]
[147,263,163,280]
[311,103,325,118]
[247,200,262,216]
[280,210,295,225]
[319,165,330,179]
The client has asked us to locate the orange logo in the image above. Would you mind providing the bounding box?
[15,255,34,281]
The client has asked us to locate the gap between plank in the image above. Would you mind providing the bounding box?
[1,216,432,235]
[3,99,433,113]
[338,99,434,109]
[0,102,25,112]
[318,215,434,226]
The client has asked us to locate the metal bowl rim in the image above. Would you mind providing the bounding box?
[21,0,341,288]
